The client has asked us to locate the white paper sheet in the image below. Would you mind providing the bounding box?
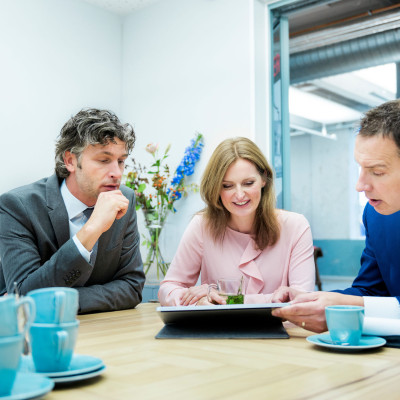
[363,317,400,336]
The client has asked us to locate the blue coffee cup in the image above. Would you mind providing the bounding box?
[0,334,23,396]
[325,305,365,346]
[30,320,80,372]
[27,287,79,324]
[0,295,36,337]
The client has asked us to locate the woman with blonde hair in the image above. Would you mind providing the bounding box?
[158,137,315,305]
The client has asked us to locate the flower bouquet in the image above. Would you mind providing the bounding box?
[125,133,204,278]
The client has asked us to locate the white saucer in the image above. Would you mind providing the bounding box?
[1,372,54,400]
[21,354,104,378]
[51,365,106,384]
[307,333,386,351]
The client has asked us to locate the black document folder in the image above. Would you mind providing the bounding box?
[155,303,289,339]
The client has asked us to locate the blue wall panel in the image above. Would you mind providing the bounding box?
[314,239,365,277]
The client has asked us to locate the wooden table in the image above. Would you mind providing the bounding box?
[46,303,400,400]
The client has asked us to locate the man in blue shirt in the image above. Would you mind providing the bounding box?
[272,99,400,333]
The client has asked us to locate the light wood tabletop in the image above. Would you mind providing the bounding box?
[45,302,400,400]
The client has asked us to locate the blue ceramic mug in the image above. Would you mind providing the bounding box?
[325,305,365,346]
[0,334,23,396]
[30,320,80,372]
[27,287,79,324]
[0,295,36,337]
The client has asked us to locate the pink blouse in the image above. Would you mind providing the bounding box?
[158,210,315,305]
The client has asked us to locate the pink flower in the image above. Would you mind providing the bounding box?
[145,143,159,154]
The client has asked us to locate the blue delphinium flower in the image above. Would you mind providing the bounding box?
[168,133,204,202]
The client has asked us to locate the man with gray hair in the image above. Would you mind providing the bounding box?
[0,108,145,313]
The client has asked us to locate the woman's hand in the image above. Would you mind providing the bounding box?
[195,291,227,306]
[196,296,214,306]
[205,286,226,305]
[271,286,305,303]
[180,284,227,306]
[180,284,210,306]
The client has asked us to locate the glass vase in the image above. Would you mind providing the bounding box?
[142,209,169,279]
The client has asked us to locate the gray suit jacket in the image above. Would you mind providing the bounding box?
[0,174,145,313]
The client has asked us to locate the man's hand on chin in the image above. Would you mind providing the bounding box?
[77,190,129,252]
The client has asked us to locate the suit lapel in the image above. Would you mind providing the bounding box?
[46,175,70,248]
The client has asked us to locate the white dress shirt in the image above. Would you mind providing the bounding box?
[364,296,400,319]
[60,180,93,263]
[363,297,400,335]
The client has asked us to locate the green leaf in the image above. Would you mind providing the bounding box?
[138,183,146,193]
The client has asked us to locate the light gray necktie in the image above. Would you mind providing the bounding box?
[83,208,98,265]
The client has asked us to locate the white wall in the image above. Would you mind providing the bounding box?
[121,0,268,276]
[0,0,271,280]
[121,0,257,164]
[0,0,122,194]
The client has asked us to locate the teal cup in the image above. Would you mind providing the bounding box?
[27,287,79,324]
[0,334,23,396]
[325,305,365,346]
[30,320,80,372]
[0,295,36,337]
